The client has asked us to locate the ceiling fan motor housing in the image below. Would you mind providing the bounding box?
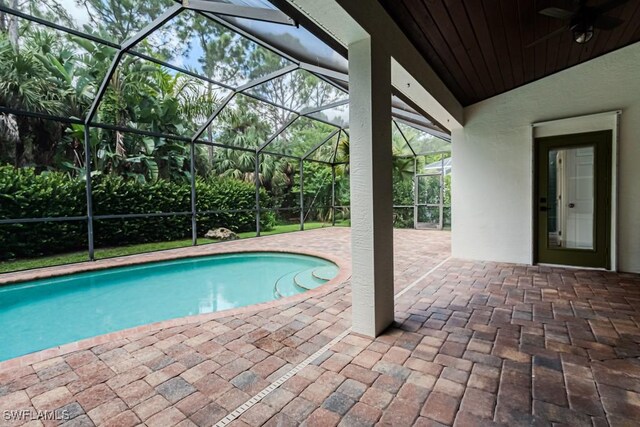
[570,8,596,43]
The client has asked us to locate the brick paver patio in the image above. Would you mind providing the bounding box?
[1,228,639,426]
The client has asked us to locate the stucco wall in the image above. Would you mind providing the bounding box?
[452,41,640,273]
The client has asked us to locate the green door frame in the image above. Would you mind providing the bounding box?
[534,130,612,269]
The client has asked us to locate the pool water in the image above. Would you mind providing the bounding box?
[0,252,338,361]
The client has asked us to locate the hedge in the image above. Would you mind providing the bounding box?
[0,166,275,259]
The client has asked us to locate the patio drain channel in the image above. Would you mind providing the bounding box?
[214,328,351,427]
[214,256,451,427]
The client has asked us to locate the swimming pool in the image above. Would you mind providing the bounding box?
[0,252,338,361]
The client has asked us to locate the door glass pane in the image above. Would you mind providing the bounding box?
[417,175,441,205]
[547,146,594,250]
[417,206,439,226]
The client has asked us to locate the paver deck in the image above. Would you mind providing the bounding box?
[1,227,639,427]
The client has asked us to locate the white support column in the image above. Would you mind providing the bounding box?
[349,36,394,337]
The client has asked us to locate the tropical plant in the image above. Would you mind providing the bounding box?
[210,108,290,189]
[0,31,77,168]
[334,130,419,179]
[294,162,333,222]
[0,0,454,253]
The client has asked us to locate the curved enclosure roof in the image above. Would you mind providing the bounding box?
[0,0,450,164]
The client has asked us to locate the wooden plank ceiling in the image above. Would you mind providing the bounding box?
[378,0,640,106]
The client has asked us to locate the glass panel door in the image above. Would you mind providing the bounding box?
[547,146,594,250]
[536,131,611,269]
[415,174,442,229]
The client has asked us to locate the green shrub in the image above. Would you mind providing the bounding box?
[0,167,88,257]
[0,166,274,259]
[195,177,275,234]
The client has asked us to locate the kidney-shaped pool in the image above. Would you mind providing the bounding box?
[0,252,338,361]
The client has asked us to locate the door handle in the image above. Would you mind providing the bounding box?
[540,206,548,212]
[568,203,575,208]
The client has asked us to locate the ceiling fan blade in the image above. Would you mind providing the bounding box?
[594,14,625,30]
[525,26,567,48]
[595,0,630,14]
[538,7,574,20]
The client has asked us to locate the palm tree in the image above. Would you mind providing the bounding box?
[0,31,77,168]
[334,130,417,180]
[210,109,293,193]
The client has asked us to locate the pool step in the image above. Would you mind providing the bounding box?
[274,266,338,299]
[293,268,328,290]
[274,271,303,298]
[312,266,339,281]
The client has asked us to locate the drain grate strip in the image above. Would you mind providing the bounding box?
[214,328,351,427]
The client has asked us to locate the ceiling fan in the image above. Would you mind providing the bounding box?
[527,0,630,48]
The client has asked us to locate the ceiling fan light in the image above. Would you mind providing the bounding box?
[572,24,594,44]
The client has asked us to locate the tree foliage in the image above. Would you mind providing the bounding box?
[0,0,451,262]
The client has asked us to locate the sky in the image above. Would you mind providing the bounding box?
[59,0,91,27]
[43,1,345,78]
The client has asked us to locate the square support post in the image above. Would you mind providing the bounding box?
[349,36,394,337]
